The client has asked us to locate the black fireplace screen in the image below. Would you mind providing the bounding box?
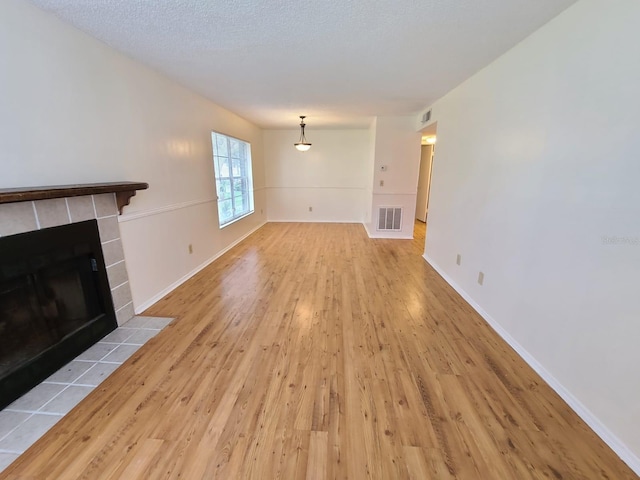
[0,220,117,409]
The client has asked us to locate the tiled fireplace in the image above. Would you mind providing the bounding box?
[0,193,135,325]
[0,182,147,408]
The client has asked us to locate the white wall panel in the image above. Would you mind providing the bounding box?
[264,129,370,222]
[0,0,266,310]
[423,0,640,468]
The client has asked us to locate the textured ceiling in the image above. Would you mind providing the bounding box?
[28,0,577,128]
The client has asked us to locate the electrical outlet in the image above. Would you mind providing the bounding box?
[456,254,461,265]
[188,244,193,254]
[478,271,484,285]
[379,180,384,187]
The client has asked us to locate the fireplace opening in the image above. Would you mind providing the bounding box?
[0,220,117,409]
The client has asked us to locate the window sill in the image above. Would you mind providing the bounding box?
[219,210,254,229]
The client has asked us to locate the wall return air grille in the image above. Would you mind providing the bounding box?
[378,207,403,231]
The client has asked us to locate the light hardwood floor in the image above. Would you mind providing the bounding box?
[3,222,637,479]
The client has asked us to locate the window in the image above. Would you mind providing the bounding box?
[211,132,254,227]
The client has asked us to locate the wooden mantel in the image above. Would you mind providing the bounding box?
[0,182,148,214]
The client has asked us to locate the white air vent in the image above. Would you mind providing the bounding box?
[378,207,402,231]
[421,110,432,124]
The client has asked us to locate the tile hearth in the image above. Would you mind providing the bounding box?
[0,315,173,473]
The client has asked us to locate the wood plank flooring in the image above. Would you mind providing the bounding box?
[3,222,637,479]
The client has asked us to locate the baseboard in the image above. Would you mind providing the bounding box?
[368,234,414,239]
[267,218,362,224]
[363,222,374,238]
[134,221,266,313]
[362,222,413,239]
[423,253,640,476]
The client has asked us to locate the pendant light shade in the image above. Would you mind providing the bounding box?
[294,115,312,151]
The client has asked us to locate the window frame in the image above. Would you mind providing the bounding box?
[211,131,254,228]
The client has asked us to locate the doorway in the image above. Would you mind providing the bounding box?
[415,142,434,222]
[415,122,437,223]
[413,122,437,245]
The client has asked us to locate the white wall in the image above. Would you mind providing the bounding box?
[423,0,640,470]
[264,129,370,222]
[366,116,422,238]
[0,0,266,311]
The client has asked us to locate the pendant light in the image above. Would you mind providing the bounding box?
[294,115,312,152]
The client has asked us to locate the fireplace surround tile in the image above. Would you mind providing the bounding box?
[39,386,94,415]
[0,202,37,237]
[0,412,30,439]
[67,196,95,222]
[117,316,151,328]
[5,383,66,412]
[116,303,136,325]
[123,316,173,329]
[137,316,174,329]
[74,363,120,387]
[0,414,62,453]
[94,193,118,217]
[101,326,136,344]
[125,328,160,345]
[76,343,118,362]
[102,238,126,267]
[107,261,129,289]
[34,198,70,229]
[111,282,134,311]
[97,215,119,242]
[102,344,142,363]
[44,361,95,384]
